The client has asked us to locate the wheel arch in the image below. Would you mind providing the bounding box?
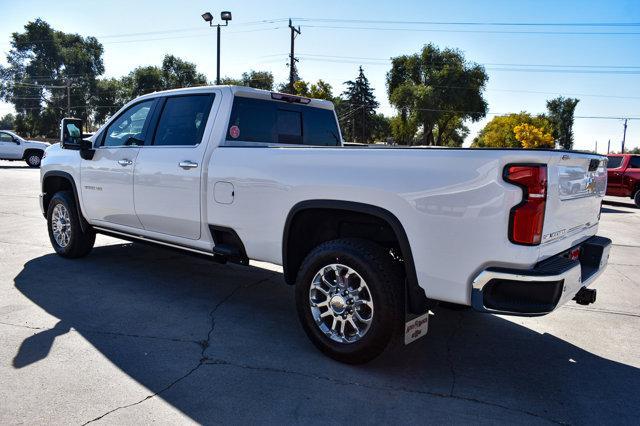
[22,148,44,159]
[42,171,89,232]
[282,200,427,313]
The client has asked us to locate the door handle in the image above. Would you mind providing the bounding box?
[179,161,199,169]
[118,159,133,166]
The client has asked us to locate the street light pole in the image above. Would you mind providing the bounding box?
[217,23,221,85]
[202,11,232,86]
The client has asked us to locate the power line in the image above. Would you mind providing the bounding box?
[302,24,640,36]
[291,17,640,27]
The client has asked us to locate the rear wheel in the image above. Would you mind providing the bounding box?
[25,152,42,168]
[634,189,640,208]
[47,191,95,258]
[295,238,403,364]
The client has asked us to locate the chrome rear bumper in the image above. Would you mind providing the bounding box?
[471,236,611,316]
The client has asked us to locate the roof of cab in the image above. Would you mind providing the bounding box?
[135,85,335,110]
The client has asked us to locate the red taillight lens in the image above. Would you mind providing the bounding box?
[504,165,547,245]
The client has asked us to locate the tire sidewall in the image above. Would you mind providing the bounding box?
[26,153,42,168]
[47,193,77,256]
[634,190,640,208]
[295,241,400,362]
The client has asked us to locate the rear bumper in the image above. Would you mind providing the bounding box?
[471,235,611,316]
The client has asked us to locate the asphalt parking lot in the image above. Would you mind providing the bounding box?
[0,160,639,425]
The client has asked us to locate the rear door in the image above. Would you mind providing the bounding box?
[606,155,627,196]
[133,92,217,240]
[81,99,157,228]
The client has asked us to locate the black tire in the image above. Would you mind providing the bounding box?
[25,151,42,168]
[47,191,95,258]
[634,190,640,209]
[295,238,403,364]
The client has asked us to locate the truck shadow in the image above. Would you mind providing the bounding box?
[13,243,640,424]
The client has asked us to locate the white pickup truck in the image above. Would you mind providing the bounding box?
[0,130,49,167]
[40,86,611,363]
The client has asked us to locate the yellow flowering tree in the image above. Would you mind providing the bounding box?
[513,123,555,149]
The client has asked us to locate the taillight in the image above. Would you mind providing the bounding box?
[504,164,547,245]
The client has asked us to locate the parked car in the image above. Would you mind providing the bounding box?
[0,130,49,167]
[39,86,611,364]
[606,154,640,207]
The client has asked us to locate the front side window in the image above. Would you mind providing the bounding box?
[606,156,623,169]
[102,100,155,147]
[153,95,214,146]
[0,132,14,142]
[629,156,640,169]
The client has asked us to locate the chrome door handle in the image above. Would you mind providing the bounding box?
[179,161,199,169]
[118,159,133,166]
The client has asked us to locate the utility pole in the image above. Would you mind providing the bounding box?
[621,118,628,153]
[288,19,301,93]
[607,139,611,154]
[66,80,71,116]
[595,140,598,153]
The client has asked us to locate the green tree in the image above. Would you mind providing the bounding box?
[370,113,392,142]
[161,55,207,89]
[387,43,488,146]
[472,112,552,148]
[0,113,15,129]
[222,70,274,90]
[0,19,104,137]
[342,66,379,143]
[546,96,579,150]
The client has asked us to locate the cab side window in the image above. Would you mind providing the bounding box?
[0,132,14,142]
[152,95,214,146]
[102,100,155,147]
[629,156,640,169]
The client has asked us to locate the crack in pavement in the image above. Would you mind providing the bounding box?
[202,358,567,425]
[445,311,464,397]
[0,320,201,344]
[81,272,277,425]
[561,305,640,318]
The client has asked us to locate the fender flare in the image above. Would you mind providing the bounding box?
[282,200,426,312]
[42,170,89,233]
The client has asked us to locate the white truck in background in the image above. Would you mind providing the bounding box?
[0,130,48,167]
[39,86,611,364]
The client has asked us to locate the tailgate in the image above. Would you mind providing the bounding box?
[541,153,607,252]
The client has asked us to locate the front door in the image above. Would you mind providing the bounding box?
[81,99,157,228]
[134,93,216,240]
[0,132,22,159]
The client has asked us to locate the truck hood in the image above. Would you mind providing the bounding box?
[24,140,49,150]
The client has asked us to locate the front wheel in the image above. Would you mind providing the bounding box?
[25,152,42,168]
[634,190,640,208]
[47,191,95,258]
[295,238,403,364]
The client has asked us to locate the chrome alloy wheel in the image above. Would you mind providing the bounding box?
[51,204,71,247]
[309,264,374,343]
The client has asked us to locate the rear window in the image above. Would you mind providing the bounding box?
[226,97,340,146]
[629,156,640,169]
[607,156,623,169]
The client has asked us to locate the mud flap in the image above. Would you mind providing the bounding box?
[404,312,429,345]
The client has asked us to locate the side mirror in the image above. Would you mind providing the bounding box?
[60,117,95,160]
[61,117,83,149]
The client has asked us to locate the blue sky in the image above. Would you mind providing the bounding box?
[0,0,639,151]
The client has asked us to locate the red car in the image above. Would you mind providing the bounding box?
[606,154,640,207]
